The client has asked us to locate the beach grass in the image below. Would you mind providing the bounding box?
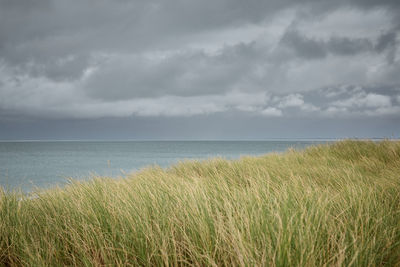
[1,140,400,266]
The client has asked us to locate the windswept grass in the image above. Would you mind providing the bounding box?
[1,140,400,266]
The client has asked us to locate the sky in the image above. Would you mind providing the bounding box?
[0,0,400,140]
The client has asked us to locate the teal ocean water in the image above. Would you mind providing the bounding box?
[0,141,326,191]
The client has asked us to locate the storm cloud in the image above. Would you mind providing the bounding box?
[0,0,400,138]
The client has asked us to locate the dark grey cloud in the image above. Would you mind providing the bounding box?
[84,43,267,99]
[84,51,245,99]
[280,28,398,59]
[1,0,400,139]
[1,0,398,67]
[280,29,328,59]
[376,31,398,52]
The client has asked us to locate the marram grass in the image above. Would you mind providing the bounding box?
[1,140,400,266]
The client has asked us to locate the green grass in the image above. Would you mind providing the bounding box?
[1,140,400,266]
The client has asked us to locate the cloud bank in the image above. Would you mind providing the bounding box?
[0,0,400,138]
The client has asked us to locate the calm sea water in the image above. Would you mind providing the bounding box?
[0,141,326,192]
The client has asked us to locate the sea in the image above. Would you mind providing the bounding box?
[0,140,328,192]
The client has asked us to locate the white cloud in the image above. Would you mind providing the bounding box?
[260,107,282,117]
[321,90,400,117]
[3,64,398,120]
[332,92,391,108]
[363,93,392,107]
[277,94,304,108]
[0,66,272,118]
[274,93,319,112]
[300,103,320,112]
[323,106,348,117]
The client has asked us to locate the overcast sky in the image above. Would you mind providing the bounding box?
[1,0,400,140]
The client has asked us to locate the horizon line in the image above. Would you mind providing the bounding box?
[0,137,397,142]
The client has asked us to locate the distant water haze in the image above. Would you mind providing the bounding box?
[0,141,326,192]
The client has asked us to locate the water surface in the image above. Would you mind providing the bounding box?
[0,141,326,191]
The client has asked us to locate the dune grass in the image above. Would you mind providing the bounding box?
[1,140,400,266]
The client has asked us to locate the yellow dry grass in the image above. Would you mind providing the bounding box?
[1,140,400,266]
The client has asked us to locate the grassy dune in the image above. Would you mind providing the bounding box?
[1,140,400,266]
